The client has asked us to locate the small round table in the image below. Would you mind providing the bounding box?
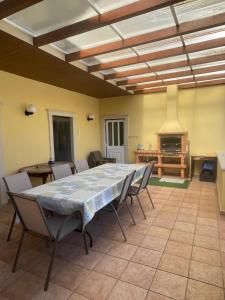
[19,162,74,184]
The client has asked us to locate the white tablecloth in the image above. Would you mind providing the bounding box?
[23,163,146,227]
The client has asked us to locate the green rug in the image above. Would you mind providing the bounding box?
[149,177,190,189]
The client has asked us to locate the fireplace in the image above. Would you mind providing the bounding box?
[160,135,181,153]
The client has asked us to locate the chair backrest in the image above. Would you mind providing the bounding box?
[9,192,51,238]
[51,164,72,180]
[74,160,89,173]
[3,172,32,193]
[139,163,155,191]
[119,171,136,204]
[92,151,103,161]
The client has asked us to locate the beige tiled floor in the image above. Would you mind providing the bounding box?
[0,178,225,299]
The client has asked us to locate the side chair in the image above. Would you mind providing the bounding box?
[74,159,89,173]
[3,172,32,242]
[51,163,73,180]
[103,171,136,241]
[127,163,155,219]
[8,192,92,291]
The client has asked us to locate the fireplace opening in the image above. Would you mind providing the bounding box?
[160,136,181,153]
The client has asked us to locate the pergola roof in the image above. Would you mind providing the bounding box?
[1,0,225,96]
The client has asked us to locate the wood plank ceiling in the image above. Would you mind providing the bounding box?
[1,0,225,97]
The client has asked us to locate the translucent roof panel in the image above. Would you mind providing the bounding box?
[113,7,175,39]
[156,67,191,75]
[192,60,225,69]
[110,63,148,73]
[134,37,182,55]
[163,75,194,82]
[82,48,136,65]
[54,26,120,53]
[7,0,97,36]
[175,0,225,23]
[89,0,138,14]
[184,25,225,45]
[126,73,156,80]
[195,71,225,78]
[148,55,187,67]
[189,46,225,59]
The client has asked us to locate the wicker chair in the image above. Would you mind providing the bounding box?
[88,151,116,168]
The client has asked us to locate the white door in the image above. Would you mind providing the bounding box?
[105,119,125,163]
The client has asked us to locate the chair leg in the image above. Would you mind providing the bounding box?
[129,195,133,205]
[7,211,16,242]
[146,187,154,208]
[44,241,57,291]
[85,231,93,248]
[136,195,147,219]
[110,203,127,242]
[125,202,136,225]
[12,229,25,273]
[83,231,89,255]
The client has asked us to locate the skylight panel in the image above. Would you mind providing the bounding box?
[156,67,191,75]
[88,0,138,14]
[82,48,135,65]
[113,63,147,73]
[54,26,120,53]
[189,46,225,59]
[112,7,175,39]
[148,55,187,67]
[184,25,225,45]
[163,75,194,82]
[195,71,225,78]
[192,60,225,69]
[7,0,97,36]
[134,37,182,55]
[175,0,225,23]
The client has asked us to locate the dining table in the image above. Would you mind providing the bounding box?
[22,163,146,228]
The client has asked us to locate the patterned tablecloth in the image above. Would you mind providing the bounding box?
[23,163,146,227]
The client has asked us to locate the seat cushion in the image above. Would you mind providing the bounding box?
[127,185,139,196]
[47,214,81,241]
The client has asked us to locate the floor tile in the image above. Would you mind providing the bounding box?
[120,261,155,289]
[69,293,89,300]
[150,270,187,300]
[197,217,218,227]
[108,280,147,300]
[194,234,220,250]
[146,291,174,300]
[195,224,219,238]
[158,253,190,277]
[76,271,116,300]
[192,246,221,266]
[176,213,196,224]
[132,247,162,268]
[173,221,195,234]
[107,242,137,260]
[148,226,171,240]
[165,240,192,259]
[186,279,224,300]
[1,272,43,300]
[52,260,90,290]
[95,254,128,278]
[169,230,194,244]
[141,236,167,252]
[32,283,72,300]
[189,260,223,287]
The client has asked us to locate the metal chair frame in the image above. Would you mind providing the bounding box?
[128,164,155,219]
[8,192,92,291]
[3,172,32,242]
[103,171,136,241]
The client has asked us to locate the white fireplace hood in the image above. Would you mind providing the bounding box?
[158,85,185,134]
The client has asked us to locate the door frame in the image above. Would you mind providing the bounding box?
[101,115,128,163]
[0,103,7,205]
[47,109,76,161]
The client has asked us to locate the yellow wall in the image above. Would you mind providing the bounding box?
[100,85,225,162]
[0,71,101,175]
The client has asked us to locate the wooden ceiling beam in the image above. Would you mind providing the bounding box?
[105,53,225,80]
[33,0,183,47]
[130,73,225,91]
[0,0,43,19]
[134,87,167,94]
[89,37,225,72]
[117,64,225,86]
[66,12,225,61]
